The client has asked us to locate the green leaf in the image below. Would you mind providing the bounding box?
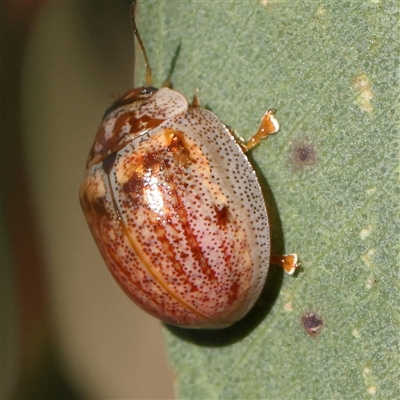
[136,1,399,398]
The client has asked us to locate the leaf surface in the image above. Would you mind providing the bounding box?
[136,1,399,398]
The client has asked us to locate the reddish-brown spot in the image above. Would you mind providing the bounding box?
[214,205,232,228]
[122,172,146,209]
[301,312,323,337]
[91,197,110,220]
[227,281,240,306]
[142,151,163,174]
[79,190,111,223]
[165,130,194,167]
[138,130,192,176]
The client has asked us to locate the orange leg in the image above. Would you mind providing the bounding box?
[243,109,280,152]
[270,253,300,275]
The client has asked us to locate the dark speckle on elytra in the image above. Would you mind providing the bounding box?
[301,312,323,337]
[288,136,317,171]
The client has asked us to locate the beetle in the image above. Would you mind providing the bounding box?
[79,1,299,329]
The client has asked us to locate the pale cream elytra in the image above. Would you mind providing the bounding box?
[79,1,299,329]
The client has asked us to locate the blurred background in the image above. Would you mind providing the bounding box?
[1,1,174,398]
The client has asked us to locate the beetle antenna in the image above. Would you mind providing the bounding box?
[131,1,152,86]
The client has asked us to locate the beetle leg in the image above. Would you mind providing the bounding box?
[243,109,280,152]
[270,253,300,275]
[191,94,200,108]
[162,78,173,88]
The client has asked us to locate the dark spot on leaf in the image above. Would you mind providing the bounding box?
[288,137,317,171]
[301,312,323,337]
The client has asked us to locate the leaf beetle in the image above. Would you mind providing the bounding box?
[80,1,299,329]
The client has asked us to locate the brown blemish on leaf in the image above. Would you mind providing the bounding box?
[301,312,323,337]
[288,136,317,171]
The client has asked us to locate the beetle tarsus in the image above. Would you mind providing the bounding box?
[271,253,300,275]
[243,109,280,152]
